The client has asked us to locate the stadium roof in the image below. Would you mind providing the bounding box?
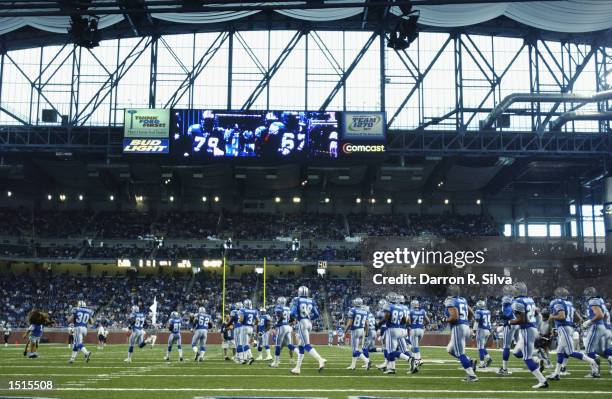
[0,0,611,51]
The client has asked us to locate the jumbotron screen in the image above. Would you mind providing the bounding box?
[171,109,340,160]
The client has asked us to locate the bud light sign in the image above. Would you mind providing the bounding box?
[123,139,169,154]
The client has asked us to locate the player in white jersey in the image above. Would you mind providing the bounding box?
[68,300,93,364]
[191,307,213,362]
[97,324,106,349]
[602,301,612,374]
[581,286,605,377]
[289,286,326,374]
[444,285,477,382]
[67,323,74,348]
[344,298,371,370]
[509,282,548,389]
[547,287,598,380]
[164,311,183,362]
[408,299,429,372]
[472,300,493,368]
[125,305,148,363]
[498,284,519,375]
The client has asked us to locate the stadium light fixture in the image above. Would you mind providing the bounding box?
[324,197,330,203]
[6,191,11,197]
[47,194,52,201]
[254,267,264,274]
[109,195,115,201]
[78,194,84,201]
[387,198,392,204]
[476,199,481,205]
[59,194,66,202]
[202,196,207,202]
[417,198,422,204]
[275,196,281,203]
[356,198,362,204]
[135,195,144,203]
[293,197,301,203]
[444,198,449,205]
[169,196,174,202]
[214,196,220,203]
[370,198,376,204]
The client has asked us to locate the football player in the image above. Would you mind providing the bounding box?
[395,295,415,372]
[289,286,326,374]
[498,284,518,375]
[230,302,244,364]
[547,287,598,380]
[125,305,147,363]
[362,306,378,365]
[239,299,259,365]
[221,319,235,361]
[582,286,606,377]
[509,282,548,389]
[191,306,213,362]
[164,311,183,362]
[67,323,74,349]
[408,299,429,371]
[97,323,106,350]
[473,300,493,368]
[444,285,477,382]
[603,301,612,374]
[345,297,370,370]
[68,300,93,364]
[375,298,389,370]
[256,307,273,361]
[270,296,296,368]
[2,322,10,347]
[379,292,408,375]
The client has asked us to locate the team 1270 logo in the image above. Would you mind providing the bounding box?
[347,115,383,132]
[123,139,169,154]
[341,143,385,154]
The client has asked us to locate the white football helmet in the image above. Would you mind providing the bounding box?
[77,300,86,307]
[378,299,388,309]
[171,311,179,319]
[353,298,363,307]
[476,300,486,309]
[198,306,206,314]
[131,305,139,313]
[410,300,420,309]
[514,282,528,296]
[276,297,286,306]
[243,299,253,309]
[235,302,244,310]
[583,286,597,297]
[298,286,309,298]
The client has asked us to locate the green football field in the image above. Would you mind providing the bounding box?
[0,343,610,399]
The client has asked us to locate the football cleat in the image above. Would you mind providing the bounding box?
[269,362,279,368]
[256,355,263,361]
[124,358,132,363]
[85,352,91,363]
[376,362,388,371]
[248,357,255,365]
[471,360,478,373]
[290,367,300,375]
[346,366,355,370]
[265,355,273,361]
[318,358,326,372]
[584,372,601,378]
[68,359,74,364]
[497,367,511,375]
[179,357,184,362]
[383,368,396,374]
[485,357,493,367]
[532,381,549,389]
[547,374,560,381]
[463,375,478,382]
[194,353,199,361]
[366,360,372,371]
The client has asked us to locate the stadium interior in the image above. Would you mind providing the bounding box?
[0,0,611,397]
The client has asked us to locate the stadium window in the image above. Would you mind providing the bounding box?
[527,224,547,237]
[570,220,578,237]
[503,224,512,237]
[518,224,525,237]
[548,224,562,237]
[569,204,576,215]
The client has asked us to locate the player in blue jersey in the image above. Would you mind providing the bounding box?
[408,299,429,372]
[230,302,244,364]
[256,307,273,361]
[239,299,259,365]
[344,298,371,370]
[337,325,345,346]
[444,285,477,381]
[547,287,598,380]
[68,300,94,364]
[191,306,213,362]
[375,298,389,370]
[164,311,183,362]
[581,286,606,377]
[472,300,493,369]
[509,282,548,388]
[270,296,297,368]
[378,292,410,375]
[328,329,334,346]
[290,286,326,374]
[498,284,519,375]
[362,306,378,366]
[124,305,147,363]
[23,309,52,359]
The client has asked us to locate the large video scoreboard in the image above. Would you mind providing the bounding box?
[123,108,386,160]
